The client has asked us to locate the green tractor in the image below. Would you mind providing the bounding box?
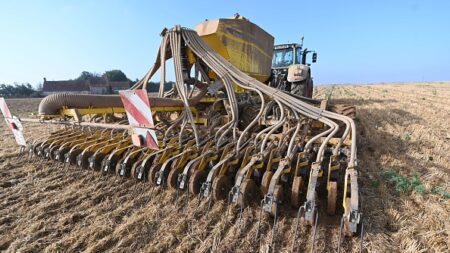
[270,38,317,98]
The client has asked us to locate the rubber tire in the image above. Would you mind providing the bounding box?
[212,175,232,201]
[188,170,207,195]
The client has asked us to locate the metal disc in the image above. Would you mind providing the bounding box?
[130,158,143,180]
[188,169,207,195]
[167,165,183,189]
[212,175,232,201]
[290,176,303,208]
[147,164,161,187]
[80,151,93,169]
[237,179,258,208]
[115,157,126,176]
[327,181,337,215]
[271,184,283,216]
[261,171,274,195]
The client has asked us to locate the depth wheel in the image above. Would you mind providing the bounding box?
[270,184,283,216]
[188,170,207,195]
[130,159,143,180]
[290,176,303,208]
[147,164,161,187]
[212,175,232,201]
[237,179,258,208]
[261,171,273,195]
[167,166,183,189]
[327,181,338,215]
[115,157,126,176]
[79,151,93,169]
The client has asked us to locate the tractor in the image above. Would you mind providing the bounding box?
[270,39,317,97]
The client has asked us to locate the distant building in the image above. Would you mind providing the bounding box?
[42,77,130,95]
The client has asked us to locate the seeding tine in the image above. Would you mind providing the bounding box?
[337,216,345,253]
[17,146,25,161]
[206,194,213,216]
[175,179,181,207]
[310,211,319,253]
[359,218,365,253]
[225,189,233,224]
[291,205,305,252]
[270,202,279,251]
[237,191,244,225]
[27,148,33,162]
[255,199,265,242]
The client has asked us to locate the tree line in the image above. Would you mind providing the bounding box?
[1,69,174,97]
[0,83,41,98]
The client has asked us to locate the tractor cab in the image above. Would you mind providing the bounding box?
[272,44,303,68]
[270,42,317,98]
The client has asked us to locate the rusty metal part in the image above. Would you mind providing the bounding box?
[290,176,304,208]
[261,171,273,195]
[167,166,183,189]
[327,181,338,215]
[188,169,207,195]
[271,184,283,216]
[237,179,258,207]
[211,175,232,201]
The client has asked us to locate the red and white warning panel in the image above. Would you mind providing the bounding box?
[0,97,26,146]
[119,90,159,150]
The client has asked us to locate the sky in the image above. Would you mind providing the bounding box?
[1,0,449,87]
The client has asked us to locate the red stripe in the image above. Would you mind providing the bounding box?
[120,95,151,126]
[135,90,150,107]
[146,131,159,149]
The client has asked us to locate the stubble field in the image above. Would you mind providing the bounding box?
[0,82,449,252]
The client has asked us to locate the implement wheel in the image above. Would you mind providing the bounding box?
[130,160,141,180]
[147,164,161,187]
[212,175,232,201]
[167,166,183,189]
[327,181,337,215]
[290,176,303,208]
[261,171,273,195]
[79,151,93,169]
[115,157,126,176]
[271,185,283,216]
[189,169,207,195]
[237,179,258,208]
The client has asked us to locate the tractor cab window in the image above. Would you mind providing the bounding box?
[272,48,293,68]
[295,47,302,64]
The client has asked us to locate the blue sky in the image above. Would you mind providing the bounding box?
[1,0,449,86]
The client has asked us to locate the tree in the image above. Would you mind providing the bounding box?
[77,71,99,81]
[103,69,128,82]
[0,83,38,97]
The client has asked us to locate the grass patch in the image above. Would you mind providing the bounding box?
[431,186,450,199]
[381,170,448,198]
[402,131,412,140]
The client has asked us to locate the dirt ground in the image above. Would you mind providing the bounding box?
[0,83,449,253]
